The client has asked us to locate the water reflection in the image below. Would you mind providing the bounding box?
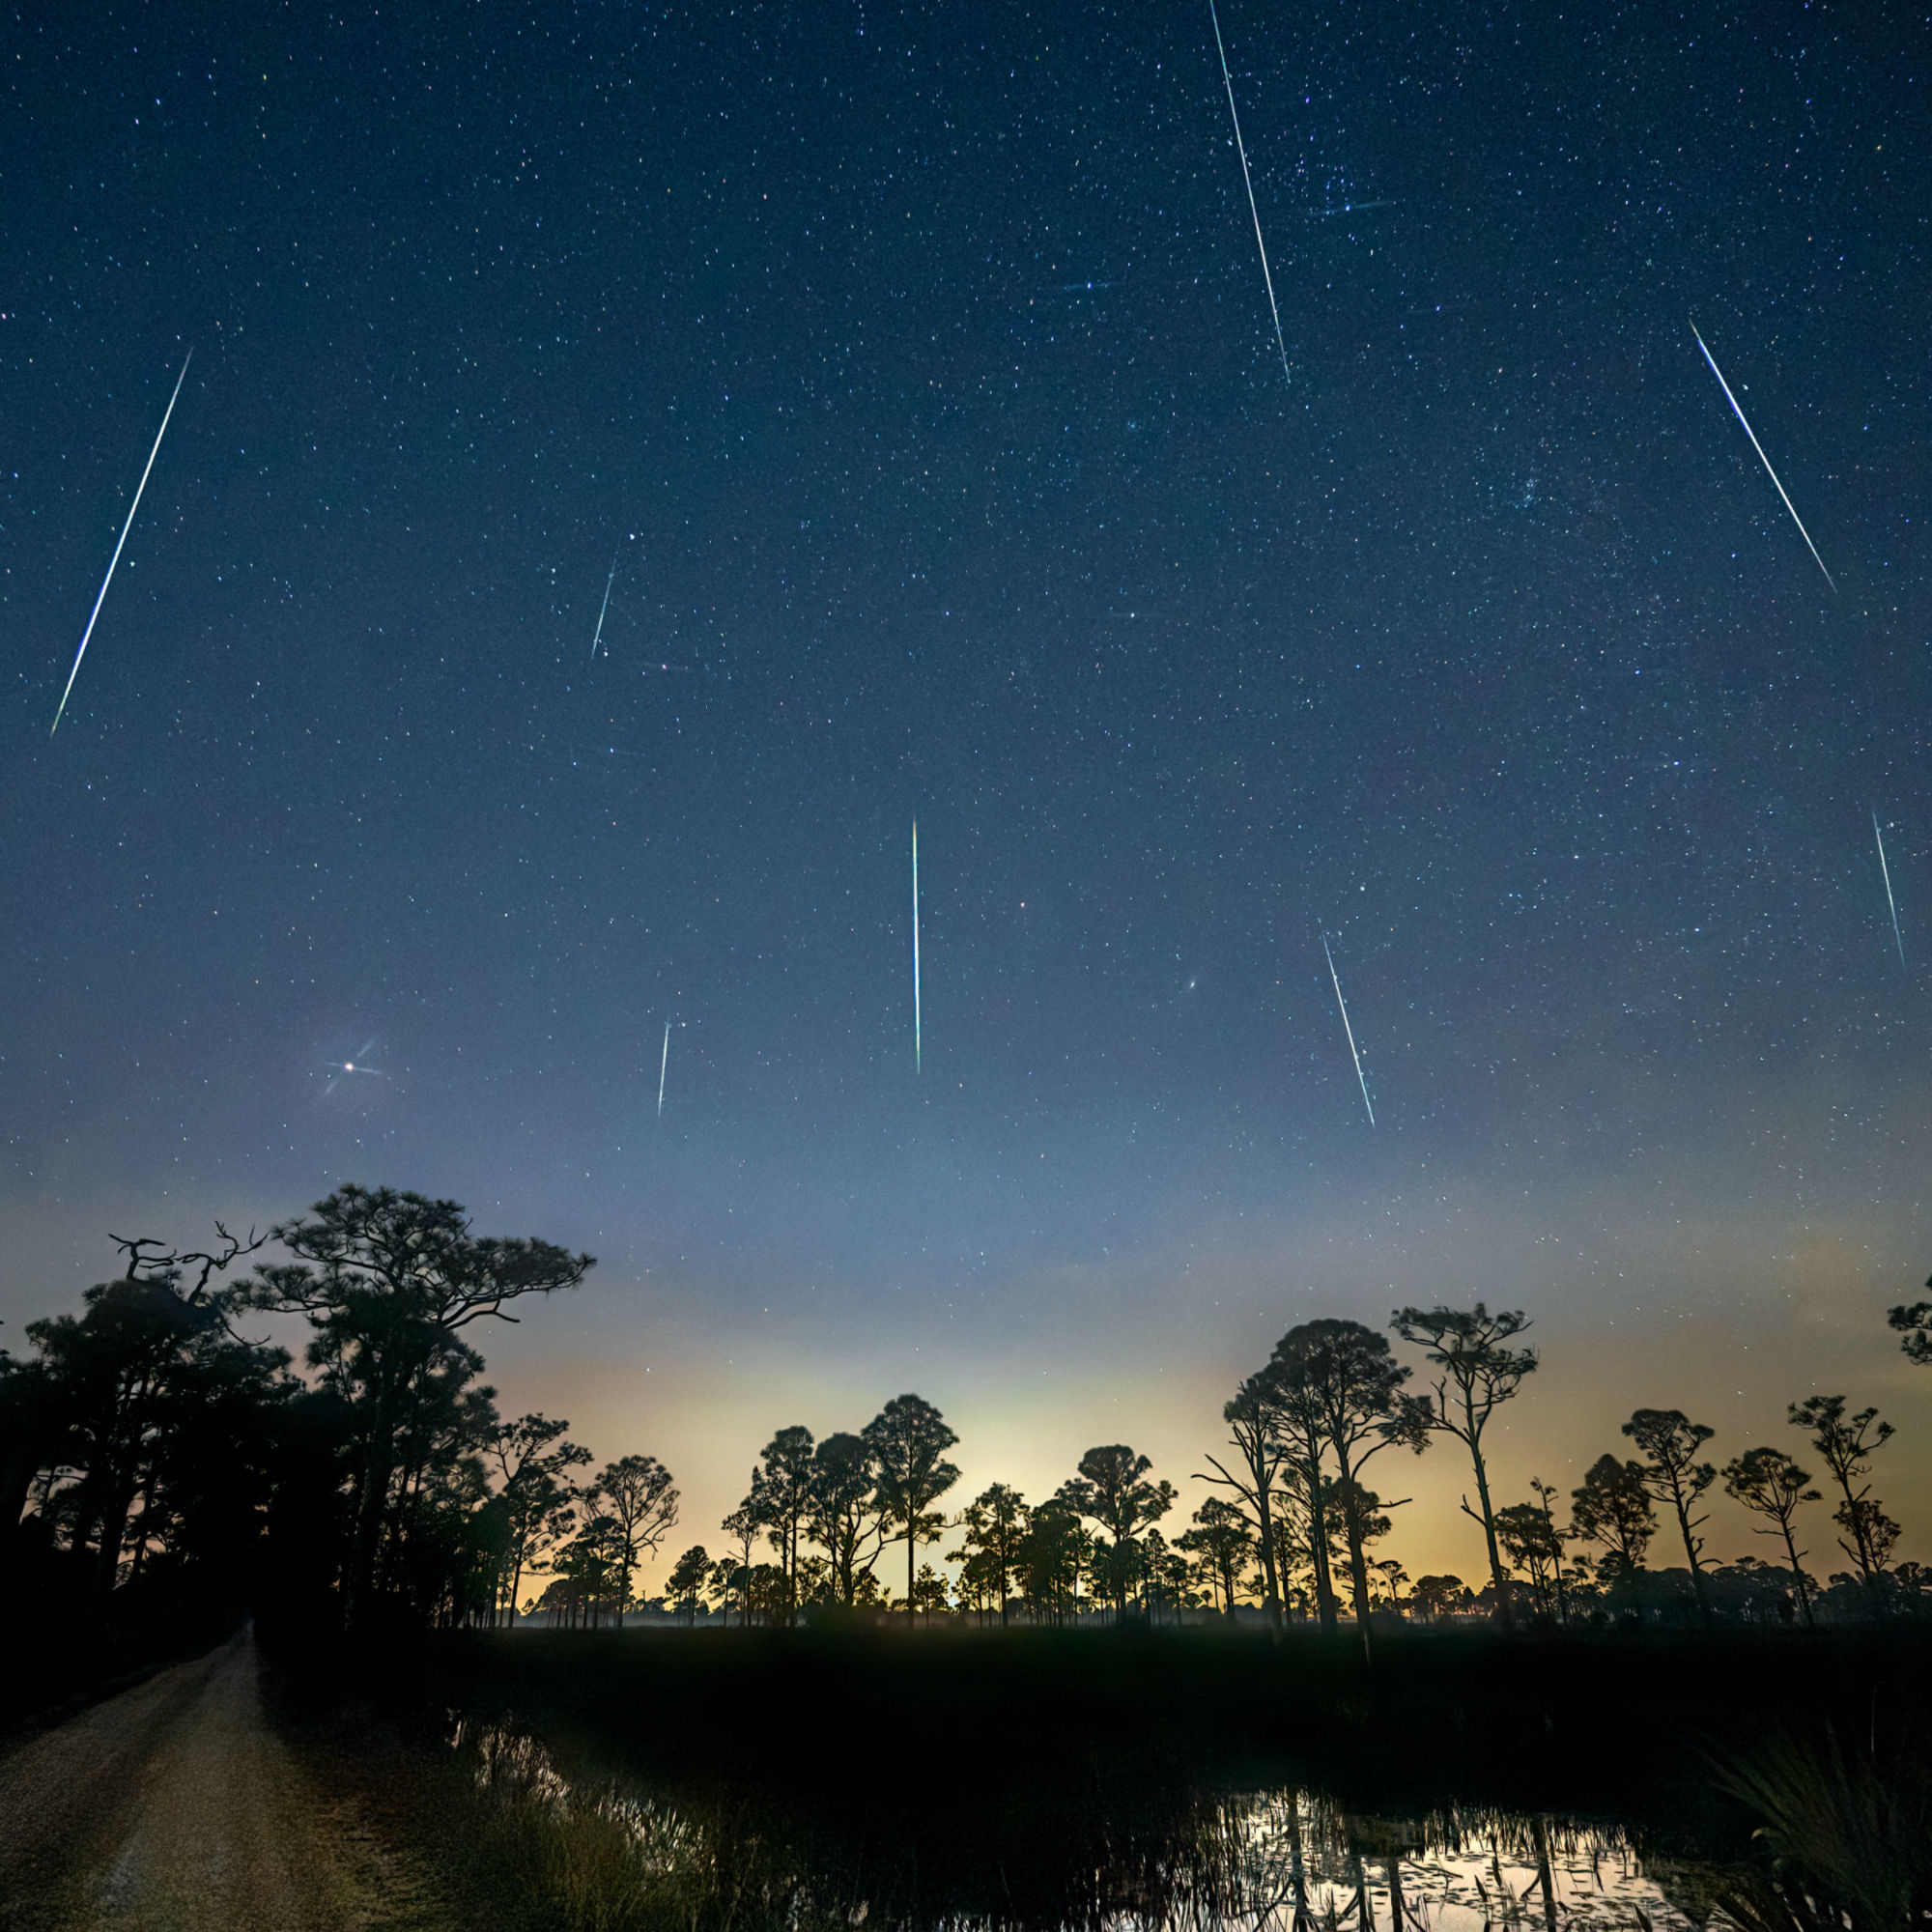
[454,1720,1714,1932]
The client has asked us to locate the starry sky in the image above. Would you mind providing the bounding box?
[5,2,1928,1583]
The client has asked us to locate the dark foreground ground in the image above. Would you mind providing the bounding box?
[4,1624,1926,1930]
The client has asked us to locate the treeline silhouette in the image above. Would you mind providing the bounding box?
[4,1181,1927,1708]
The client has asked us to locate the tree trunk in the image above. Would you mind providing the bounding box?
[1674,1498,1712,1626]
[1254,1484,1284,1635]
[1342,1521,1376,1662]
[1306,1485,1339,1635]
[1464,1442,1513,1632]
[94,1469,139,1599]
[1779,1519,1815,1629]
[344,1410,399,1631]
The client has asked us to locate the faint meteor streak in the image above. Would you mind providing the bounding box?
[1321,935,1375,1127]
[1207,0,1291,388]
[589,549,619,659]
[1690,323,1835,592]
[1874,811,1906,969]
[911,820,923,1074]
[51,351,192,737]
[657,1020,671,1118]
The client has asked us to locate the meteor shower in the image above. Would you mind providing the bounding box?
[3,5,1928,1926]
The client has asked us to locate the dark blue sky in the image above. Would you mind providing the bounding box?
[5,2,1926,1574]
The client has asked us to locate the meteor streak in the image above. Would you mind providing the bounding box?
[1207,0,1291,388]
[1321,935,1375,1127]
[589,549,619,659]
[657,1020,671,1118]
[911,820,923,1074]
[1874,811,1906,970]
[1690,323,1835,592]
[51,351,192,737]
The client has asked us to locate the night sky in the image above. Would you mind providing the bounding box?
[5,2,1927,1582]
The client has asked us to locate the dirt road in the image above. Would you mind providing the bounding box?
[0,1633,438,1931]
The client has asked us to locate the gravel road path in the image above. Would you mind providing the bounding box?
[0,1633,439,1931]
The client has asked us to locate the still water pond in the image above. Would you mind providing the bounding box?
[457,1719,1736,1931]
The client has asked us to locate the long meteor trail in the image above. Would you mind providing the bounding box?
[1690,323,1835,592]
[589,550,619,659]
[1321,935,1375,1127]
[51,351,192,737]
[1874,812,1906,970]
[1207,0,1291,388]
[911,820,923,1074]
[657,1020,671,1118]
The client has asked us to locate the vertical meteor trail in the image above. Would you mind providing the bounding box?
[1690,323,1835,592]
[1208,0,1292,388]
[911,821,923,1074]
[52,350,192,737]
[1874,812,1906,969]
[1321,935,1375,1126]
[589,549,619,659]
[657,1020,671,1118]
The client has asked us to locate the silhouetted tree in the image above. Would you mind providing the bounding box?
[704,1554,746,1626]
[1272,1319,1428,1659]
[594,1453,679,1626]
[1138,1528,1194,1622]
[1063,1444,1176,1623]
[1723,1446,1821,1629]
[1494,1500,1565,1621]
[1790,1395,1899,1597]
[1622,1408,1719,1625]
[1888,1281,1932,1365]
[483,1413,590,1625]
[1327,1476,1396,1623]
[805,1431,883,1607]
[1269,1378,1344,1634]
[1570,1454,1654,1609]
[552,1509,627,1626]
[667,1545,710,1624]
[745,1425,814,1622]
[21,1240,292,1604]
[1389,1303,1537,1630]
[1017,1496,1087,1623]
[1524,1477,1575,1623]
[1196,1370,1295,1633]
[953,1483,1030,1625]
[1370,1558,1408,1610]
[1409,1574,1472,1620]
[246,1185,592,1629]
[863,1394,960,1617]
[909,1561,952,1621]
[1178,1497,1253,1614]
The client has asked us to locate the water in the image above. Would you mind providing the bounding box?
[454,1719,1727,1931]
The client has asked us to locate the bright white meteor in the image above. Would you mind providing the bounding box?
[1690,323,1835,592]
[1874,812,1906,970]
[911,820,923,1074]
[589,549,619,659]
[1207,0,1291,388]
[657,1020,671,1118]
[1321,935,1375,1127]
[51,351,192,737]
